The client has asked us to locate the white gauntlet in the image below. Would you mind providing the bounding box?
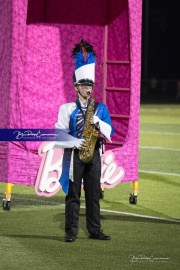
[93,115,100,124]
[93,116,112,142]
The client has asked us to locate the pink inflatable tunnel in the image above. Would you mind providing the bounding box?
[0,0,142,194]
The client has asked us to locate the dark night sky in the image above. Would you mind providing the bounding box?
[142,0,180,80]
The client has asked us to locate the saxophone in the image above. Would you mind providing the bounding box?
[78,94,99,163]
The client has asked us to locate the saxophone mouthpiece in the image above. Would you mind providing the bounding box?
[87,91,91,96]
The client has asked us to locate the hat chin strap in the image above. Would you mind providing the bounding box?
[78,90,88,100]
[78,90,91,100]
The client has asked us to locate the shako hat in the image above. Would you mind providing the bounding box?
[72,39,96,86]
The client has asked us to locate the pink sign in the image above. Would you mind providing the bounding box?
[35,142,125,197]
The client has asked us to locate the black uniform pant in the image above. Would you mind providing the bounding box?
[65,148,101,236]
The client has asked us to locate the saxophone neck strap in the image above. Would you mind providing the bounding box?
[76,99,99,120]
[75,99,99,120]
[76,99,88,119]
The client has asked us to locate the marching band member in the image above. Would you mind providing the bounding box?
[55,39,114,242]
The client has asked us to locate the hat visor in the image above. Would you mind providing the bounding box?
[76,79,94,85]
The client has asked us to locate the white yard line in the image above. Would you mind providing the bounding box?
[99,208,180,224]
[139,170,180,177]
[139,146,180,151]
[140,131,180,135]
[7,196,180,224]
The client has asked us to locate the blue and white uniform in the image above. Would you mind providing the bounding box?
[55,98,114,236]
[55,100,114,140]
[55,99,114,193]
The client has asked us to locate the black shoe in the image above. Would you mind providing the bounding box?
[89,230,111,240]
[65,233,76,242]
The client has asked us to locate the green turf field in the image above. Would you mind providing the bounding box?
[0,104,180,270]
